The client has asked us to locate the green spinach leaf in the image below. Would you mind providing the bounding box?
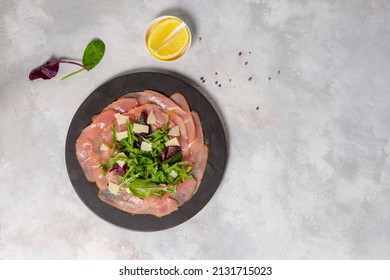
[61,39,105,80]
[82,39,105,70]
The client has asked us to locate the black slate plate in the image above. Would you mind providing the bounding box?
[65,72,227,231]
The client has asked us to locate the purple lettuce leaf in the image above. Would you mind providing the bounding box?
[29,59,89,81]
[139,112,148,125]
[109,163,127,176]
[159,146,182,163]
[29,60,60,80]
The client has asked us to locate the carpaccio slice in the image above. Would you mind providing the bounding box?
[75,90,209,217]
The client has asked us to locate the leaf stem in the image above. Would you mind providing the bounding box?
[58,60,90,71]
[60,69,85,81]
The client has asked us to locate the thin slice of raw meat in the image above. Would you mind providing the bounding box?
[126,104,169,130]
[126,90,197,143]
[76,109,117,183]
[169,112,190,161]
[170,92,190,112]
[133,90,186,113]
[102,97,139,113]
[98,190,178,217]
[191,144,209,191]
[188,111,204,165]
[169,178,197,206]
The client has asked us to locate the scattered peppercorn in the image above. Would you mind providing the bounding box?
[229,78,232,82]
[215,72,218,75]
[249,51,252,54]
[244,61,248,65]
[268,77,271,80]
[218,84,222,87]
[278,70,281,74]
[248,76,252,81]
[215,81,218,84]
[199,37,202,41]
[238,51,242,56]
[256,106,259,110]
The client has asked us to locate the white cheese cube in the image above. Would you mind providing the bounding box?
[140,141,152,151]
[147,111,156,124]
[100,143,109,151]
[114,113,129,125]
[116,131,128,141]
[165,137,180,147]
[108,182,120,195]
[133,123,149,134]
[115,152,127,159]
[168,126,180,136]
[169,170,178,179]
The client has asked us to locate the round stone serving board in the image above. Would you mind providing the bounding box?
[65,72,227,231]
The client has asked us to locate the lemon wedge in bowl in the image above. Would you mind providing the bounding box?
[145,16,191,61]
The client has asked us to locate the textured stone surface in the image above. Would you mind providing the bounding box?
[0,0,389,259]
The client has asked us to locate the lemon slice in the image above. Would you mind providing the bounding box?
[146,17,191,61]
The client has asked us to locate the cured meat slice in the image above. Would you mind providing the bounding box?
[126,90,197,143]
[170,92,190,112]
[76,109,116,183]
[136,90,186,113]
[169,112,190,161]
[102,97,139,113]
[126,104,169,130]
[98,189,179,217]
[170,92,199,156]
[191,144,209,191]
[188,111,204,165]
[169,177,197,206]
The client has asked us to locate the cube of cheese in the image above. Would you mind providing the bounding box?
[140,141,152,151]
[108,182,120,195]
[100,142,109,151]
[114,113,129,125]
[165,137,180,147]
[168,126,180,136]
[147,111,157,125]
[116,131,128,141]
[133,123,149,134]
[169,170,178,179]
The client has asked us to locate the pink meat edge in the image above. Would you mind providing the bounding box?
[192,144,209,193]
[125,103,169,129]
[169,178,197,206]
[98,190,179,217]
[76,109,117,187]
[102,97,140,113]
[168,112,190,161]
[127,90,197,143]
[170,92,191,112]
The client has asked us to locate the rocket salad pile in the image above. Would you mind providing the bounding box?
[101,112,192,198]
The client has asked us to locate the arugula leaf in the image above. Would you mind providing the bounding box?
[100,157,117,176]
